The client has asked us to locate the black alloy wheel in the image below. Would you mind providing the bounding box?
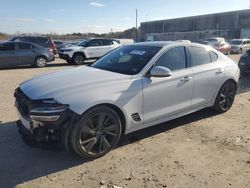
[70,106,122,159]
[213,80,237,113]
[73,54,85,65]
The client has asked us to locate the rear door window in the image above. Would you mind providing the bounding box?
[88,39,102,47]
[101,39,112,46]
[210,51,218,62]
[17,43,33,50]
[190,46,211,66]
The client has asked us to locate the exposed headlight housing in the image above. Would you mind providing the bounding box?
[29,99,69,122]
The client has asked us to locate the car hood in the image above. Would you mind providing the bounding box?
[61,46,84,51]
[20,66,131,100]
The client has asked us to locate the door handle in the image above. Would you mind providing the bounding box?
[181,76,192,82]
[216,68,224,74]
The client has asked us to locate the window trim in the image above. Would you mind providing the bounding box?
[17,42,33,50]
[209,51,219,62]
[188,46,213,67]
[150,46,189,73]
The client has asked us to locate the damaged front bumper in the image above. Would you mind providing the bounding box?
[14,87,80,151]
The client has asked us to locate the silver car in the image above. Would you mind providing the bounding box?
[15,42,240,159]
[0,41,55,68]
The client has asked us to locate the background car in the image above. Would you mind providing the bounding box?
[202,38,230,54]
[59,38,120,64]
[230,39,250,54]
[0,41,55,68]
[53,40,66,52]
[15,42,239,159]
[10,36,57,55]
[238,50,250,74]
[216,41,231,55]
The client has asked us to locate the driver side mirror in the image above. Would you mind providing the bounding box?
[148,66,172,78]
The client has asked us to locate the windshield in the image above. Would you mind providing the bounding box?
[206,39,217,42]
[230,40,243,45]
[91,45,161,75]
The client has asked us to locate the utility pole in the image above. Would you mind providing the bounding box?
[136,8,138,42]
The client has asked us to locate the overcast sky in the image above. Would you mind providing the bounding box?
[0,0,249,34]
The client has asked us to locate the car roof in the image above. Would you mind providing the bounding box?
[1,41,42,47]
[128,41,207,48]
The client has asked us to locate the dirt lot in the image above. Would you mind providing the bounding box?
[0,55,250,188]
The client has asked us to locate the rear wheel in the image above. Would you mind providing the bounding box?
[73,53,85,65]
[70,106,122,159]
[34,56,47,68]
[213,80,237,113]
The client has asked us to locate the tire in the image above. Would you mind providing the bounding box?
[72,53,85,65]
[70,106,122,159]
[213,80,237,113]
[240,49,243,54]
[34,56,47,68]
[66,59,73,64]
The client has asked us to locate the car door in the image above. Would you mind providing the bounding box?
[16,42,35,65]
[99,39,114,56]
[84,39,102,58]
[188,46,225,107]
[142,46,193,124]
[0,43,17,68]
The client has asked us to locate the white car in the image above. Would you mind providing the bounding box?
[230,39,250,54]
[58,38,120,64]
[15,42,240,159]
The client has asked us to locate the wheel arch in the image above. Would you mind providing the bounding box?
[34,55,48,67]
[73,51,87,59]
[85,103,127,136]
[35,55,48,61]
[212,78,238,105]
[70,102,127,136]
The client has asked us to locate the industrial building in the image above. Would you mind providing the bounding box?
[140,9,250,42]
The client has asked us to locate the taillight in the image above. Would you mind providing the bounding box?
[52,41,56,49]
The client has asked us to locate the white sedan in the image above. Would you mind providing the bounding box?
[15,42,240,159]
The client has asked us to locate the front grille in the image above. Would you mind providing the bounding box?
[14,88,31,118]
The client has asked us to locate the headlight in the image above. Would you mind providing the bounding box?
[29,99,69,122]
[61,49,73,52]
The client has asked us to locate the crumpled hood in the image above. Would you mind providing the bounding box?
[20,66,131,100]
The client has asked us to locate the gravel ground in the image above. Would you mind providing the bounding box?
[0,55,249,188]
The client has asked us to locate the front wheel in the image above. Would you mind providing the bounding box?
[213,80,237,113]
[66,59,73,64]
[70,106,122,159]
[73,54,85,65]
[34,56,47,68]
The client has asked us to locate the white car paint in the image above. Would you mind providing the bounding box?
[19,42,240,134]
[59,39,120,59]
[230,39,250,53]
